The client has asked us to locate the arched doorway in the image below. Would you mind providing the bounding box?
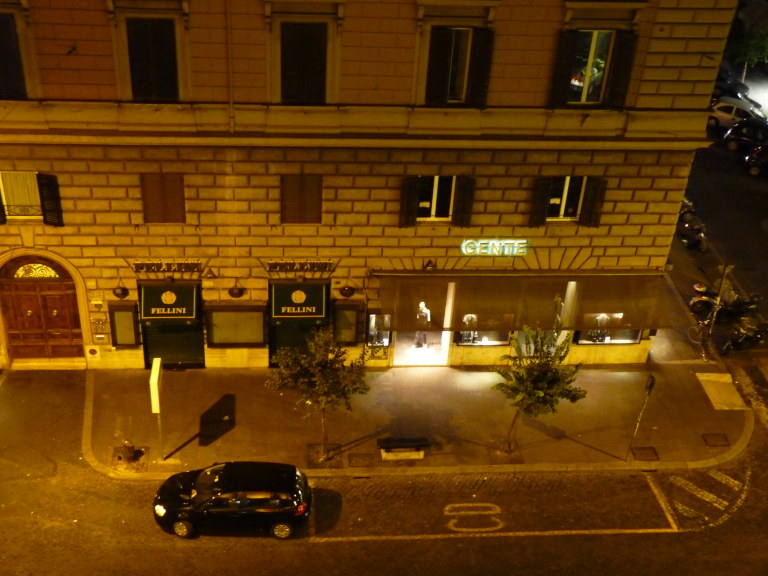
[0,256,84,360]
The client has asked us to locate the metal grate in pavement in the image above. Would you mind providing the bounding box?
[631,446,659,461]
[702,433,730,447]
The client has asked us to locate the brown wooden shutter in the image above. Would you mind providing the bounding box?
[530,178,553,227]
[281,174,322,223]
[400,176,421,227]
[425,27,452,107]
[38,173,64,227]
[466,28,494,108]
[578,178,606,227]
[126,18,179,102]
[604,31,637,109]
[549,30,578,108]
[451,176,475,227]
[0,13,26,100]
[141,173,185,223]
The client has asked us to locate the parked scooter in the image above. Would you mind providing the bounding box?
[688,282,762,319]
[677,198,708,251]
[721,316,768,355]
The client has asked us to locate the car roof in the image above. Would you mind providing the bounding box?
[219,461,300,493]
[716,95,758,110]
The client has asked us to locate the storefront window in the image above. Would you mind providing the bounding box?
[367,313,391,347]
[457,312,509,345]
[575,312,641,344]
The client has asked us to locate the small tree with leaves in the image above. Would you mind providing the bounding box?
[726,27,768,82]
[266,328,369,461]
[493,298,585,453]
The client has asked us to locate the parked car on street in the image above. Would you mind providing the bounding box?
[709,96,766,129]
[153,461,312,539]
[745,145,768,176]
[723,117,768,151]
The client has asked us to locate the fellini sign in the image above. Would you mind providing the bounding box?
[460,238,528,256]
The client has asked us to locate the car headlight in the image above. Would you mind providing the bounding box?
[154,504,167,517]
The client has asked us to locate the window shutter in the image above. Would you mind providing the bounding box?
[0,14,26,100]
[126,19,179,102]
[604,31,637,109]
[0,197,6,225]
[578,178,607,227]
[281,174,322,223]
[549,30,578,108]
[530,178,553,227]
[466,28,494,108]
[37,174,64,227]
[281,22,327,105]
[400,176,421,227]
[451,176,475,227]
[425,27,452,107]
[141,173,185,223]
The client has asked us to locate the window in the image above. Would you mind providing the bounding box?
[550,29,636,108]
[0,172,64,226]
[334,302,364,345]
[0,12,26,99]
[205,304,266,347]
[126,18,179,102]
[425,26,494,107]
[281,174,322,224]
[400,176,475,227]
[530,177,606,228]
[141,173,185,224]
[109,301,141,347]
[280,22,327,105]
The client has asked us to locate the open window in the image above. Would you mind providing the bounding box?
[529,176,606,228]
[400,175,475,227]
[0,172,64,226]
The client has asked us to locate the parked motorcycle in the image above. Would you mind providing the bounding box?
[688,282,761,319]
[677,198,708,251]
[721,316,768,355]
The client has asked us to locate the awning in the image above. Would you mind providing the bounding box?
[376,273,683,331]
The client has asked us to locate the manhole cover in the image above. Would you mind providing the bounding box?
[702,433,730,447]
[348,453,374,467]
[631,446,659,461]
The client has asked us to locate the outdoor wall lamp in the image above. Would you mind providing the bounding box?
[339,285,355,298]
[228,278,246,298]
[113,279,129,299]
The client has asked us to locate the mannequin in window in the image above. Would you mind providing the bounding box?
[415,301,431,348]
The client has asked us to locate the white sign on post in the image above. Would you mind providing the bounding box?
[150,357,163,414]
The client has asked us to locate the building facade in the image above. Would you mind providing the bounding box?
[0,0,735,370]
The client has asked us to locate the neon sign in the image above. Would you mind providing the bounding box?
[460,239,528,256]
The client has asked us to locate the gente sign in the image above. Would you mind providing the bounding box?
[460,239,528,256]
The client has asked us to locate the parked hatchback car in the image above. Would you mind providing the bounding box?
[723,117,768,151]
[153,461,312,539]
[709,96,766,129]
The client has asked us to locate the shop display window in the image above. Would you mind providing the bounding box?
[456,313,509,346]
[575,312,641,345]
[205,305,265,347]
[367,313,391,347]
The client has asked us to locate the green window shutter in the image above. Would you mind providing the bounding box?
[604,31,637,109]
[37,174,64,227]
[549,30,578,108]
[425,27,452,107]
[400,176,421,227]
[530,178,553,227]
[451,176,475,227]
[466,28,494,109]
[578,178,607,228]
[0,13,26,100]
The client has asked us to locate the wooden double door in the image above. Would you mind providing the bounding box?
[0,280,83,359]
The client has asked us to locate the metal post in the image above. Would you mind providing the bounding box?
[626,374,656,461]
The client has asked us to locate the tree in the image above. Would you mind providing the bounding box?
[725,27,768,82]
[265,328,369,461]
[493,298,585,453]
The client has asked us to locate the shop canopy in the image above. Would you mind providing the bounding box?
[375,273,683,331]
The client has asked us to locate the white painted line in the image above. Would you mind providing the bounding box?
[669,476,729,510]
[645,473,681,532]
[707,469,743,491]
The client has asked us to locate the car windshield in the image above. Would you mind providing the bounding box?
[195,464,226,492]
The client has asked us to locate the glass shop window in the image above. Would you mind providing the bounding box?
[367,314,391,347]
[575,312,641,345]
[457,313,509,346]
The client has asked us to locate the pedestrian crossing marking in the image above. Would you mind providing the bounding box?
[669,476,729,510]
[707,470,742,491]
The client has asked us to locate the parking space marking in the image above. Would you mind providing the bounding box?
[669,476,729,510]
[645,473,681,531]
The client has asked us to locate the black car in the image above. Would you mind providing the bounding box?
[153,461,312,539]
[723,118,768,152]
[745,145,768,177]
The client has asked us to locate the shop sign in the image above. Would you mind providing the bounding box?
[140,284,198,320]
[461,238,528,256]
[271,283,327,319]
[266,259,334,272]
[132,259,202,273]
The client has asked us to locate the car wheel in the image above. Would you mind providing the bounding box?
[726,140,739,151]
[748,164,762,177]
[172,520,195,538]
[707,116,719,128]
[271,522,293,539]
[690,300,712,316]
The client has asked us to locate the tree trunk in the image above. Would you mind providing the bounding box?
[319,406,329,461]
[501,409,521,453]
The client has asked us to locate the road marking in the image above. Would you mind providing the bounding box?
[644,473,680,531]
[707,470,743,491]
[669,476,729,510]
[444,503,504,532]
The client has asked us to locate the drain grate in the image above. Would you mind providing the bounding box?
[631,446,659,461]
[702,433,730,447]
[348,453,374,467]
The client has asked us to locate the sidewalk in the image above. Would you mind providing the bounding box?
[83,319,753,481]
